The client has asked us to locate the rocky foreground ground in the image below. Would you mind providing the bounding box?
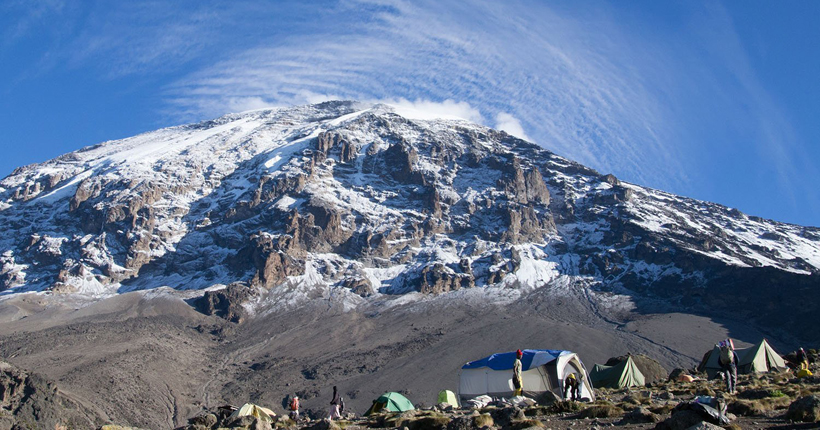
[2,353,820,429]
[165,363,820,430]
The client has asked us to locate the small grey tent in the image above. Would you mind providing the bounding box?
[698,339,788,378]
[589,356,646,389]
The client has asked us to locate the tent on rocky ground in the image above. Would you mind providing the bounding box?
[698,339,788,378]
[589,355,646,389]
[437,390,459,407]
[459,349,595,402]
[365,392,415,415]
[605,354,667,384]
[228,403,276,423]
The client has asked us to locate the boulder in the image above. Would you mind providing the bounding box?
[654,410,708,430]
[188,413,217,428]
[489,406,525,427]
[786,394,820,423]
[304,418,342,430]
[225,414,257,428]
[534,390,561,406]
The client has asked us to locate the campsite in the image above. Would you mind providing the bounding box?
[172,342,820,430]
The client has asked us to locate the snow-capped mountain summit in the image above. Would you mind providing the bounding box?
[1,101,818,334]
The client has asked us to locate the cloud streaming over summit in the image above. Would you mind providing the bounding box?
[0,0,818,225]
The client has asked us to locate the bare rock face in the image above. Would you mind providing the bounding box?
[501,205,556,243]
[1,101,819,345]
[383,142,426,185]
[195,283,258,323]
[416,263,474,294]
[0,361,98,429]
[342,277,375,297]
[525,168,550,205]
[246,234,306,289]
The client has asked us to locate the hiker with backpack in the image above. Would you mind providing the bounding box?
[328,386,343,420]
[513,349,523,396]
[289,395,300,421]
[718,339,739,394]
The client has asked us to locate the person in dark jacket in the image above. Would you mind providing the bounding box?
[328,386,342,420]
[563,373,580,401]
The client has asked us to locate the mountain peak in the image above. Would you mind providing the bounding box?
[1,101,818,341]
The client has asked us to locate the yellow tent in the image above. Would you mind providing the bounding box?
[229,403,276,423]
[437,390,459,407]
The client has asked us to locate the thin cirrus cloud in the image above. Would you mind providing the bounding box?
[167,0,686,193]
[2,0,816,224]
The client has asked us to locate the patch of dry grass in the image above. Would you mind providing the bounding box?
[648,404,675,415]
[729,396,792,416]
[509,419,545,429]
[549,400,581,414]
[579,403,624,419]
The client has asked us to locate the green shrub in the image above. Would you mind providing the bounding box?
[770,389,786,398]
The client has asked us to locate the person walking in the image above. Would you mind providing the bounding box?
[718,339,739,394]
[328,386,342,420]
[288,395,300,421]
[513,349,523,397]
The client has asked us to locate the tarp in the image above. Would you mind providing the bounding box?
[589,356,646,389]
[698,339,788,378]
[459,349,595,402]
[365,392,415,415]
[228,403,276,423]
[437,390,458,406]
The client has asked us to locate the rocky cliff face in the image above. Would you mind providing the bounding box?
[1,101,818,341]
[0,360,99,428]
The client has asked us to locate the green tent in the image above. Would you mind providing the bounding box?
[698,339,788,378]
[589,356,646,389]
[365,392,415,415]
[437,390,458,407]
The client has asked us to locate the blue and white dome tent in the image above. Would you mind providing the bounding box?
[459,349,595,401]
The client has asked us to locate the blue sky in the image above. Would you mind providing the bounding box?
[1,0,819,227]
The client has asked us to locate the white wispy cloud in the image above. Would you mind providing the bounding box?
[4,0,816,223]
[166,0,686,192]
[495,112,530,141]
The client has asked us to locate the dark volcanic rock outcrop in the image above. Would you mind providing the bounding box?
[0,360,99,429]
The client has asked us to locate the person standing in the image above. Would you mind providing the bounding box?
[289,395,300,421]
[513,349,523,397]
[718,340,739,394]
[328,386,342,420]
